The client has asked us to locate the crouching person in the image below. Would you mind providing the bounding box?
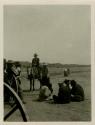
[70,80,85,102]
[53,81,71,104]
[38,83,53,101]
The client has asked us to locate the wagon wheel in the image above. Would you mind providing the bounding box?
[4,83,29,121]
[5,75,19,105]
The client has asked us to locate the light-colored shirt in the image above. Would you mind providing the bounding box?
[38,86,51,101]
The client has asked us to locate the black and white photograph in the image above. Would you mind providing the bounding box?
[3,3,92,122]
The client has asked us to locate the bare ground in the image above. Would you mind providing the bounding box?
[4,66,91,122]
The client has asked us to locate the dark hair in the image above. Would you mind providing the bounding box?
[64,79,70,86]
[70,80,77,87]
[15,62,21,67]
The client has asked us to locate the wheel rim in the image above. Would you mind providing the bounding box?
[4,83,29,121]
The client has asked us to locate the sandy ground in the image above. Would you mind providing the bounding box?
[4,66,91,122]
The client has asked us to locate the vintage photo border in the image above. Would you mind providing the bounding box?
[0,0,95,125]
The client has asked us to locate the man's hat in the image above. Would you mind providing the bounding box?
[34,53,38,56]
[7,60,14,67]
[14,61,21,67]
[7,60,14,64]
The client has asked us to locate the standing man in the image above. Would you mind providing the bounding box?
[31,53,40,78]
[32,53,40,68]
[31,53,40,90]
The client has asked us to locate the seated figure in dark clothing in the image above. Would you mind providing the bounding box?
[53,80,71,104]
[70,80,85,102]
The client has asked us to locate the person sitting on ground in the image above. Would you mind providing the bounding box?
[70,80,85,102]
[53,80,71,104]
[38,82,53,101]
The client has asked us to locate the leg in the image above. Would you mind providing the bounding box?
[30,78,32,91]
[33,78,35,91]
[40,83,42,89]
[38,78,42,89]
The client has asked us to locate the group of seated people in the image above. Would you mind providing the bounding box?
[38,69,85,103]
[53,79,84,104]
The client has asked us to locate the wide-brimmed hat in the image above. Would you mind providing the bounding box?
[7,60,14,64]
[34,53,38,57]
[7,60,14,67]
[14,61,21,67]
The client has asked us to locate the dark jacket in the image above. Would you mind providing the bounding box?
[71,84,85,100]
[41,66,48,77]
[32,58,40,67]
[58,85,71,103]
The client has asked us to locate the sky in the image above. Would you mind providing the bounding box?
[4,5,91,64]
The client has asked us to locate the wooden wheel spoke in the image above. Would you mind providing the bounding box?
[4,105,18,121]
[4,83,29,121]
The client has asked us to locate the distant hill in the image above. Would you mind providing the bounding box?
[19,61,90,68]
[5,59,90,68]
[48,63,90,68]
